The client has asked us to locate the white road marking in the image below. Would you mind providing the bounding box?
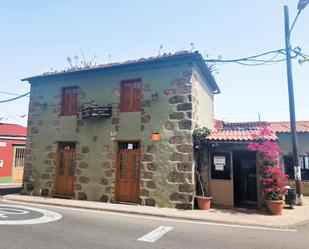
[3,200,298,232]
[137,226,173,243]
[0,204,62,225]
[0,207,29,218]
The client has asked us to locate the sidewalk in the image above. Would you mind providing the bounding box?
[2,194,309,229]
[0,184,22,189]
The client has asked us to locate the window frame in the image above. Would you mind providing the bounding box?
[14,147,26,168]
[283,155,309,181]
[211,152,231,180]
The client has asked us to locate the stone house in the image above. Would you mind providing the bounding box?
[21,51,220,209]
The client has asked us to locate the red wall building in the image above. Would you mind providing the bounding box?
[0,123,27,184]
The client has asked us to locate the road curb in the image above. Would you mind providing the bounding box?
[2,194,308,229]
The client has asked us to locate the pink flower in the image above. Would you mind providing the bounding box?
[247,125,287,200]
[247,142,257,151]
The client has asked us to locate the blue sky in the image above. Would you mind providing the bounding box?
[0,0,308,126]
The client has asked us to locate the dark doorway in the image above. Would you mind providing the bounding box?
[233,151,257,208]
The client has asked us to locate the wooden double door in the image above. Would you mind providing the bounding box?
[116,142,140,203]
[55,142,76,197]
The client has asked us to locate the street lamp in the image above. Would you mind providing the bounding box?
[284,0,308,204]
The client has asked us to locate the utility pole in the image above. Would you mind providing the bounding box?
[284,5,302,203]
[284,0,309,204]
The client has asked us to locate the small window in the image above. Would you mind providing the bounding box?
[211,152,231,180]
[284,155,309,181]
[120,79,141,112]
[61,86,79,116]
[118,142,140,150]
[14,147,26,168]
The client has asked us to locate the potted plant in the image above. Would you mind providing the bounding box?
[193,127,212,210]
[247,127,288,215]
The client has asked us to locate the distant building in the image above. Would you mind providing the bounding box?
[269,121,309,195]
[0,123,27,184]
[21,51,219,209]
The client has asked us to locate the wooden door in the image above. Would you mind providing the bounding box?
[55,142,76,197]
[116,142,140,203]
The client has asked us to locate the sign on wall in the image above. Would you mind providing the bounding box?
[81,106,112,119]
[211,152,231,180]
[0,142,7,147]
[214,156,226,166]
[214,156,225,171]
[0,160,3,168]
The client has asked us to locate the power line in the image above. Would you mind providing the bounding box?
[0,76,29,90]
[204,47,305,66]
[0,90,26,96]
[205,49,285,63]
[0,92,30,103]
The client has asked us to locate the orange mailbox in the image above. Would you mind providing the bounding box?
[150,133,160,141]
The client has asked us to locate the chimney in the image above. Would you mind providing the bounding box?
[214,119,223,129]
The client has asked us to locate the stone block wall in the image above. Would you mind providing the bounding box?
[141,67,195,209]
[22,61,216,209]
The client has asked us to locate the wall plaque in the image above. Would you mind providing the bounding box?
[82,106,112,119]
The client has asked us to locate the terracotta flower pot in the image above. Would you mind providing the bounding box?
[196,196,212,210]
[265,200,284,215]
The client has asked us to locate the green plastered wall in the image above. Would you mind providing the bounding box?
[23,59,215,208]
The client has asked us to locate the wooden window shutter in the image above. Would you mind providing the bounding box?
[61,86,78,116]
[120,80,141,112]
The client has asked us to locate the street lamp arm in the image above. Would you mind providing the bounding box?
[289,10,301,35]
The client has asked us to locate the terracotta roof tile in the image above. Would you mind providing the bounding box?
[22,51,220,94]
[269,121,309,133]
[207,120,309,141]
[207,128,277,141]
[207,121,276,141]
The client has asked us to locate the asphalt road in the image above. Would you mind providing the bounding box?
[0,200,308,249]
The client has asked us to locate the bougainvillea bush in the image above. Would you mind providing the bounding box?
[247,127,288,200]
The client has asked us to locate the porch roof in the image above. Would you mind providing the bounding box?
[207,129,277,141]
[207,121,277,141]
[269,121,309,133]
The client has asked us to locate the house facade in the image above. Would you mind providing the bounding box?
[0,123,27,184]
[21,52,219,209]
